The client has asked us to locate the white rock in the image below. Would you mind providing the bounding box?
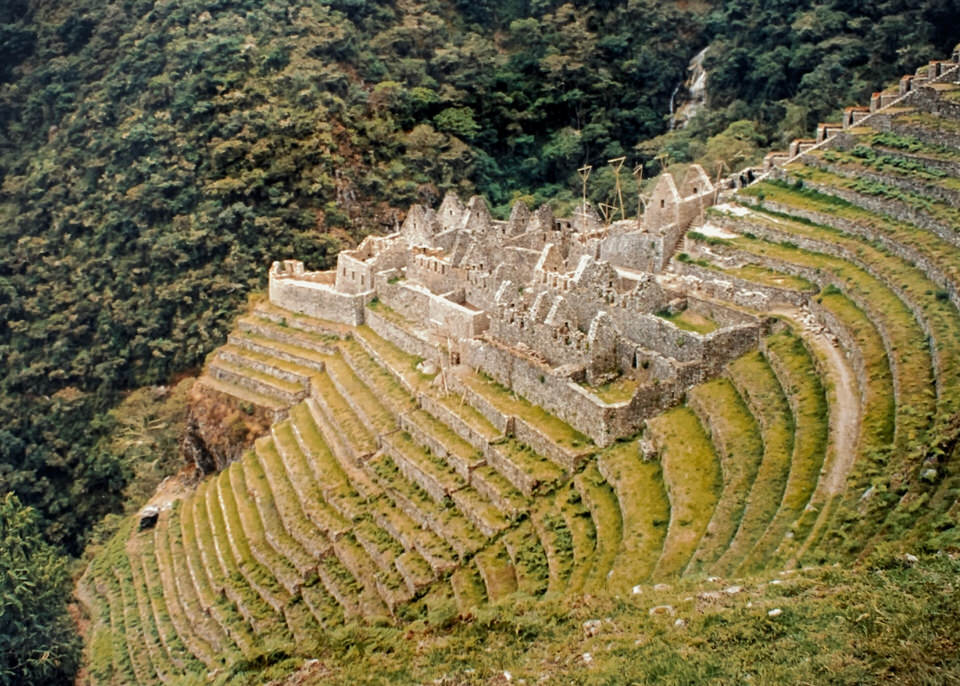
[654,583,671,592]
[905,553,919,564]
[503,671,512,682]
[770,579,783,585]
[768,608,783,617]
[632,585,643,595]
[707,576,721,583]
[674,618,687,628]
[582,619,602,637]
[582,653,593,664]
[724,585,743,595]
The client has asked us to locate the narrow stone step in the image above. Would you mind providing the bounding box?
[368,498,459,574]
[310,374,378,462]
[237,314,340,354]
[557,481,597,594]
[450,565,487,612]
[112,564,159,684]
[300,580,345,629]
[333,534,404,613]
[473,540,518,603]
[528,493,575,595]
[240,452,319,576]
[365,453,486,558]
[218,344,319,386]
[394,550,436,596]
[253,301,352,338]
[469,465,529,519]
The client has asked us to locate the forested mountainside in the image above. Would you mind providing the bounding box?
[0,0,958,563]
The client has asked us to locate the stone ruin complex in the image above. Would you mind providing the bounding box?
[269,164,762,447]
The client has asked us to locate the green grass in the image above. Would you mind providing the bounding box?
[649,407,722,578]
[713,351,794,576]
[597,439,669,589]
[657,308,719,334]
[685,379,765,574]
[578,374,639,403]
[574,463,623,591]
[529,493,575,595]
[740,333,829,574]
[502,521,550,598]
[558,481,597,594]
[722,263,817,291]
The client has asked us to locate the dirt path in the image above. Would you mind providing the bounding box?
[769,306,861,566]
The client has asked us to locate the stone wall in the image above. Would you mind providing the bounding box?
[269,264,369,326]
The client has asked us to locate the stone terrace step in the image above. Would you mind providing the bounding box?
[711,352,795,576]
[300,580,345,630]
[253,301,353,339]
[149,518,224,670]
[469,464,529,519]
[649,407,721,579]
[331,535,396,615]
[322,354,398,437]
[218,344,320,387]
[368,498,458,575]
[309,374,378,463]
[394,549,435,596]
[528,493,576,595]
[228,331,328,372]
[473,540,518,603]
[450,564,487,612]
[113,562,164,684]
[237,315,340,357]
[297,399,380,507]
[208,355,306,405]
[502,520,549,598]
[574,463,622,590]
[739,333,828,574]
[597,439,669,590]
[557,480,597,594]
[174,502,258,657]
[194,376,286,413]
[684,379,765,575]
[250,438,335,559]
[268,424,353,537]
[365,453,486,558]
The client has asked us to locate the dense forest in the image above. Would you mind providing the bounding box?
[0,0,958,597]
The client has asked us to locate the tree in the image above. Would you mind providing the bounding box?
[0,493,80,685]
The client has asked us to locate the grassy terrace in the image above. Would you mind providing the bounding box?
[738,180,960,294]
[812,146,960,191]
[784,163,960,235]
[323,355,397,435]
[175,502,258,658]
[450,564,487,611]
[656,308,719,334]
[255,301,350,338]
[721,263,816,291]
[292,402,377,516]
[790,292,896,565]
[578,374,638,404]
[864,130,960,165]
[219,344,320,380]
[460,371,593,451]
[311,373,378,457]
[355,325,437,392]
[740,333,828,573]
[649,407,721,579]
[714,231,937,449]
[529,494,575,595]
[490,437,566,489]
[255,433,345,549]
[231,329,331,368]
[239,314,341,350]
[726,198,960,426]
[240,450,318,575]
[558,480,597,593]
[367,453,486,556]
[597,439,669,589]
[502,521,550,597]
[434,391,501,441]
[894,109,960,137]
[340,338,418,413]
[685,379,765,574]
[713,352,793,576]
[574,464,622,590]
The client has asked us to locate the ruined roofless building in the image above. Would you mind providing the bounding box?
[269,165,763,447]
